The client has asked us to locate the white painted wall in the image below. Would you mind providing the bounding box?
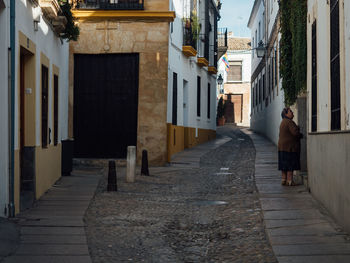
[306,0,350,232]
[168,0,217,131]
[14,0,69,150]
[248,0,265,73]
[0,0,10,217]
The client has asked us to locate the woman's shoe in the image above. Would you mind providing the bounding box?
[286,181,297,186]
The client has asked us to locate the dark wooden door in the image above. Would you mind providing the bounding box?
[74,54,139,158]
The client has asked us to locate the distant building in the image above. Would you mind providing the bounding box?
[248,0,284,145]
[218,36,251,126]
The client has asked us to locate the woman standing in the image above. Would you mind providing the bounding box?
[278,108,303,186]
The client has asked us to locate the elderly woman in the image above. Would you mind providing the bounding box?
[278,108,303,186]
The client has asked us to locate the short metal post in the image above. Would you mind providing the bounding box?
[141,150,149,176]
[107,160,117,191]
[126,146,136,183]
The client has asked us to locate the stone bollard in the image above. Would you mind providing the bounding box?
[107,160,117,191]
[141,150,150,176]
[126,146,136,183]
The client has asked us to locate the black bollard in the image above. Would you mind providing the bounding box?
[141,150,150,176]
[107,160,117,191]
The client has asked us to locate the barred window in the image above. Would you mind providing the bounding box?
[330,0,340,130]
[53,74,59,145]
[41,65,49,148]
[311,21,317,132]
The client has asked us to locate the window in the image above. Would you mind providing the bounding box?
[207,83,210,119]
[258,22,261,41]
[53,74,59,146]
[330,0,340,130]
[41,65,49,148]
[255,82,258,106]
[172,72,177,125]
[252,37,255,57]
[197,76,201,117]
[227,61,242,82]
[263,74,266,100]
[259,77,262,104]
[311,21,317,132]
[274,47,278,86]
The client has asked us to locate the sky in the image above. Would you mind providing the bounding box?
[218,0,255,38]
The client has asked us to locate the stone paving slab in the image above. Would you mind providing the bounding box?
[21,235,87,244]
[15,244,89,255]
[3,255,92,263]
[2,171,101,263]
[242,128,350,263]
[277,255,350,263]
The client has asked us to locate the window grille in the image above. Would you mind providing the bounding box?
[311,21,317,132]
[54,74,59,145]
[172,72,178,125]
[41,65,49,148]
[207,83,211,119]
[197,76,201,117]
[330,0,341,130]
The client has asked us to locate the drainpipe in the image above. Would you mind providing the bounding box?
[9,0,16,217]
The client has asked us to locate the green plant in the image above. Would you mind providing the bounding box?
[279,0,307,106]
[59,0,80,41]
[217,97,225,119]
[191,10,201,41]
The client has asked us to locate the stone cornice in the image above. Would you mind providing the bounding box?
[72,10,176,22]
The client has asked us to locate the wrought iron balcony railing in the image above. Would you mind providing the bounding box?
[183,19,197,50]
[75,0,144,10]
[218,28,228,48]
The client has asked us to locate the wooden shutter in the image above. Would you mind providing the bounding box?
[330,0,341,130]
[311,21,317,132]
[172,72,178,125]
[54,74,59,145]
[227,61,242,81]
[42,65,49,148]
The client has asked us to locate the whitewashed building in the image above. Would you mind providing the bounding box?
[0,0,10,217]
[217,36,251,126]
[307,0,350,232]
[167,0,220,160]
[0,0,69,216]
[248,0,284,145]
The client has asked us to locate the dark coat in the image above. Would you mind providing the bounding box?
[278,118,302,153]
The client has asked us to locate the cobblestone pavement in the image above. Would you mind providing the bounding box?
[84,125,277,262]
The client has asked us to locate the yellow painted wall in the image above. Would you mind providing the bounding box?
[168,125,216,162]
[167,124,185,162]
[35,144,62,199]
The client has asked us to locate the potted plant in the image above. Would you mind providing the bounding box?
[217,97,225,126]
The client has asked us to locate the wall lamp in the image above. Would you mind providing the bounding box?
[255,41,266,58]
[217,74,224,94]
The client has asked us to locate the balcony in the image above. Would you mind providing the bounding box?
[218,27,228,58]
[182,19,197,53]
[75,0,144,10]
[40,0,60,19]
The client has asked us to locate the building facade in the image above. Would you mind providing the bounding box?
[307,0,350,232]
[70,0,175,165]
[218,36,251,127]
[248,0,284,145]
[167,0,220,159]
[0,0,70,216]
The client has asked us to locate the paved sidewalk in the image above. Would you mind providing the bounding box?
[2,169,102,263]
[243,129,350,263]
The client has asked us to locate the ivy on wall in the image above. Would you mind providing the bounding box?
[59,0,80,41]
[279,0,307,106]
